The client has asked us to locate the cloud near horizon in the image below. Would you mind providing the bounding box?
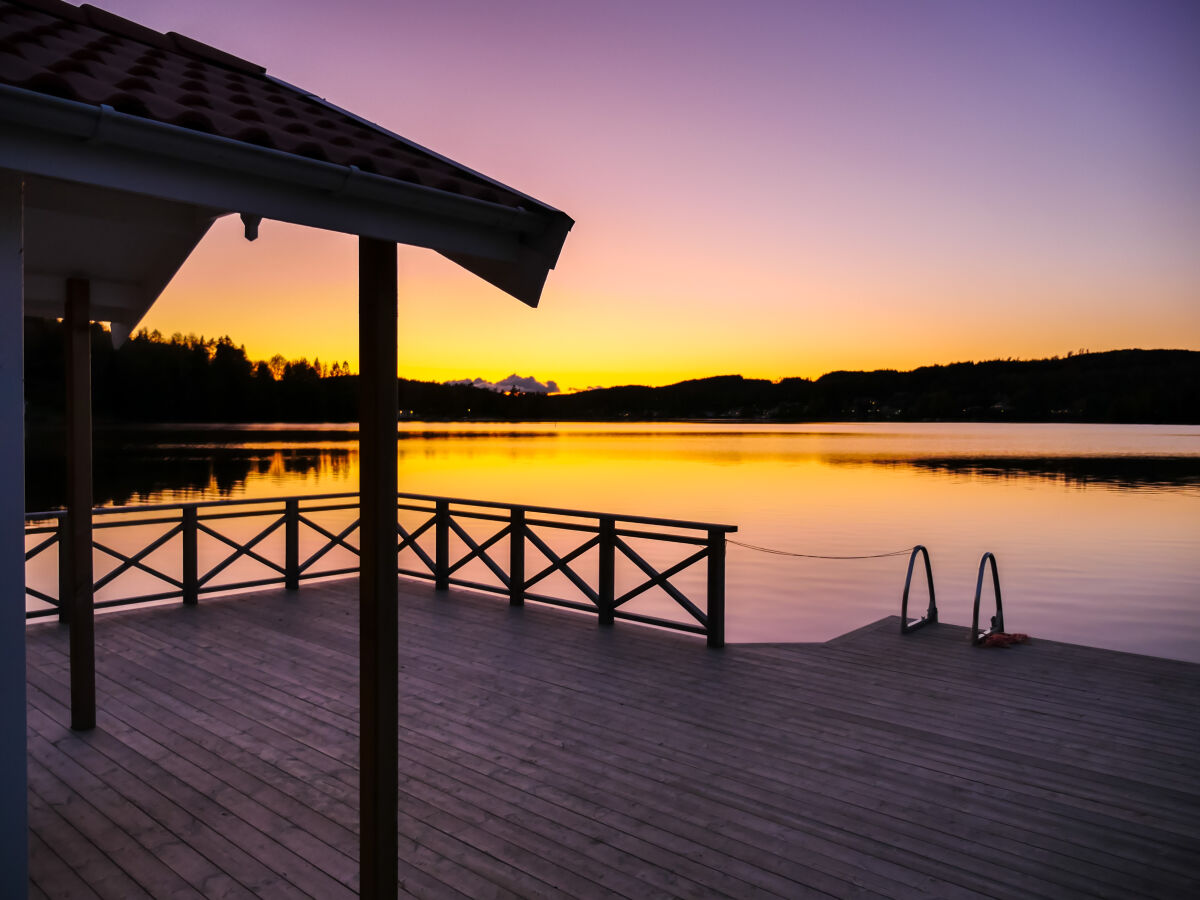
[445,374,560,394]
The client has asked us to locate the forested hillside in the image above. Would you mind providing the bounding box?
[23,323,1199,424]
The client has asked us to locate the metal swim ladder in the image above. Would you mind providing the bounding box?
[899,545,938,633]
[970,551,1004,645]
[900,548,1007,642]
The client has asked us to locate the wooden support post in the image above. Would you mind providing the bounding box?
[65,277,95,730]
[284,498,300,591]
[434,499,450,591]
[509,507,525,607]
[358,236,398,900]
[598,516,616,626]
[181,505,198,606]
[706,529,726,649]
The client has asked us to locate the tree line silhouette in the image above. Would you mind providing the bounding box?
[23,322,1199,424]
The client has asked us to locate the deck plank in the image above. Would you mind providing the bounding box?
[28,579,1200,898]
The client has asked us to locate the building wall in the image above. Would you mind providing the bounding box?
[0,172,29,895]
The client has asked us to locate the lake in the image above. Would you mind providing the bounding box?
[27,422,1200,661]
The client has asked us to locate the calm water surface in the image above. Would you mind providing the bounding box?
[34,422,1200,661]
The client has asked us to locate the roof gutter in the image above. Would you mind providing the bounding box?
[0,84,543,233]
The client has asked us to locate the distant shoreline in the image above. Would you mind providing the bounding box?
[23,338,1200,427]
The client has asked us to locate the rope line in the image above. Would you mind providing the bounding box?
[726,539,914,560]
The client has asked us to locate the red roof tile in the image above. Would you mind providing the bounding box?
[0,0,530,209]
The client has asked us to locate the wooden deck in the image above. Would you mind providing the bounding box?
[26,580,1200,899]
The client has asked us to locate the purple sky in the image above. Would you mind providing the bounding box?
[97,0,1200,386]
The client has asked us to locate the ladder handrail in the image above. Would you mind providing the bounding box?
[900,545,938,634]
[971,551,1005,645]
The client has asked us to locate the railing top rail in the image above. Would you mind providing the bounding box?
[24,492,363,521]
[26,490,737,533]
[396,491,737,532]
[24,510,64,521]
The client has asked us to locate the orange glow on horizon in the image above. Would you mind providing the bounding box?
[138,216,1200,392]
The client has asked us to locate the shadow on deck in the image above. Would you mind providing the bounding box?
[26,580,1200,898]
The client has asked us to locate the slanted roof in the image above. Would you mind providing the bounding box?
[0,0,572,329]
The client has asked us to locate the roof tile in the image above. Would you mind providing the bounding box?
[1,0,530,210]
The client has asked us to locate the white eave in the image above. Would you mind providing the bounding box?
[22,177,219,338]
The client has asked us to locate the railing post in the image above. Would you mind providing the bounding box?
[435,499,450,590]
[285,498,300,591]
[509,507,525,606]
[57,514,70,624]
[598,516,616,626]
[706,529,726,648]
[182,505,198,606]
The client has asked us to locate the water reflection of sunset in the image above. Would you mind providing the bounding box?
[32,424,1197,660]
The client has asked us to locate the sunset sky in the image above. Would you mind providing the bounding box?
[102,0,1198,391]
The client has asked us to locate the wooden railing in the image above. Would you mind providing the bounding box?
[25,492,736,646]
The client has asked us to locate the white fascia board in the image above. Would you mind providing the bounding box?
[0,85,538,263]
